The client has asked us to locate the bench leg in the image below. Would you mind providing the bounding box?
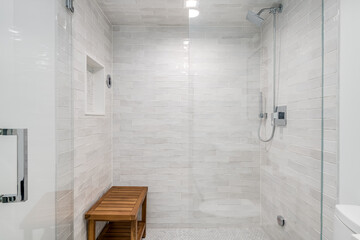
[142,196,147,238]
[88,220,96,240]
[131,220,137,240]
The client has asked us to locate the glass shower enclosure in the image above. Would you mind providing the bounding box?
[187,1,325,239]
[0,0,328,240]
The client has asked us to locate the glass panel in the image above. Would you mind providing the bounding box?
[322,0,339,239]
[55,0,74,239]
[187,0,324,239]
[104,0,326,239]
[188,2,262,230]
[111,23,192,229]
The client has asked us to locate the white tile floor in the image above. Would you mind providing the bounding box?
[145,228,271,240]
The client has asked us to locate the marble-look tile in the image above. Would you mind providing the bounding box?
[112,24,262,228]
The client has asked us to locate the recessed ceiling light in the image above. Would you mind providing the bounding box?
[189,9,200,18]
[185,0,198,8]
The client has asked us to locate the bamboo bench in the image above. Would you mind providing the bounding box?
[85,186,148,240]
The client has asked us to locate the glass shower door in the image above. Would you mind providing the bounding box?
[187,1,325,240]
[0,0,57,239]
[187,2,262,229]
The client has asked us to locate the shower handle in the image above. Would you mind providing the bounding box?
[0,129,28,203]
[66,0,74,13]
[259,92,267,119]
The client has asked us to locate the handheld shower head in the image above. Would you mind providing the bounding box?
[246,11,264,27]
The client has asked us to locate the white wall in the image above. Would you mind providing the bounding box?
[339,0,360,205]
[0,0,56,239]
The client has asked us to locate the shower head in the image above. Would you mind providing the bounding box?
[246,4,283,27]
[246,11,265,27]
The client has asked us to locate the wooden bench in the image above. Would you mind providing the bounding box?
[85,186,148,240]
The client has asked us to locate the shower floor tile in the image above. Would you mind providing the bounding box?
[145,228,271,240]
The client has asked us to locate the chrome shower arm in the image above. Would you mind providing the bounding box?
[257,7,274,16]
[257,4,283,16]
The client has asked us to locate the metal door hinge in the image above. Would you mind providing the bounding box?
[0,195,17,203]
[66,0,74,13]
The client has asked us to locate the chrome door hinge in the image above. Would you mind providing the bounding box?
[0,195,17,203]
[66,0,74,13]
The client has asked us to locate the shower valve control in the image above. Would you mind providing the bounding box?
[272,106,287,127]
[277,112,285,119]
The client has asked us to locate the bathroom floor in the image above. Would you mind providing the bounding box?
[146,228,271,240]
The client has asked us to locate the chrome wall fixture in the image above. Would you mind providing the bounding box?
[0,129,28,203]
[66,0,74,13]
[277,215,286,227]
[106,74,112,89]
[248,4,285,142]
[272,106,287,127]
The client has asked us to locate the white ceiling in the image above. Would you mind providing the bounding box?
[96,0,282,26]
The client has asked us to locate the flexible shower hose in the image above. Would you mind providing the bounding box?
[258,119,275,142]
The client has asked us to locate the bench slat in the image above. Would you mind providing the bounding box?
[85,186,148,221]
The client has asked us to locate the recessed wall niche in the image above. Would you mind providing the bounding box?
[86,55,105,115]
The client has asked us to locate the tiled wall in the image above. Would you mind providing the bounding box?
[112,25,262,228]
[55,1,74,239]
[259,0,339,240]
[112,25,191,228]
[71,0,113,238]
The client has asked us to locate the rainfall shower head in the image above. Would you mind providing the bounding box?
[246,4,283,27]
[246,11,265,27]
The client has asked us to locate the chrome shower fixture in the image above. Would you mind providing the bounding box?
[253,3,284,142]
[246,4,283,27]
[66,0,74,13]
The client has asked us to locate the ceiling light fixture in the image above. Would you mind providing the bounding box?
[185,0,198,8]
[189,9,200,18]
